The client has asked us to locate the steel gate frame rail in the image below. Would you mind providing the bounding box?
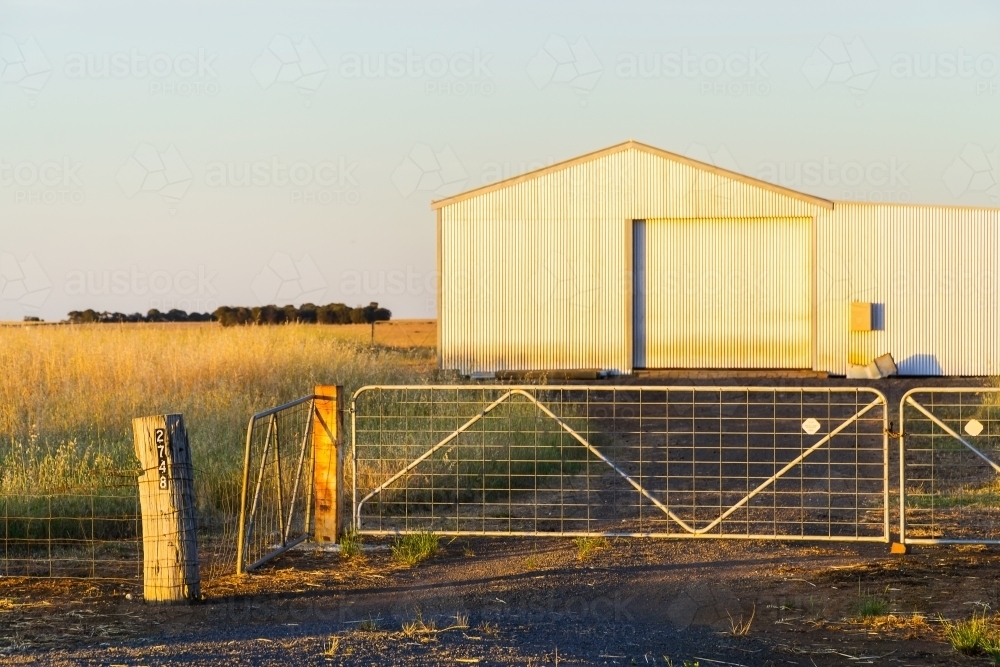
[351,385,890,542]
[900,387,1000,546]
[236,395,317,573]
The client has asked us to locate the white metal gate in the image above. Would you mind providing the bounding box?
[351,385,888,541]
[900,388,1000,544]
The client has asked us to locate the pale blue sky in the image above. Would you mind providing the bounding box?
[2,0,999,320]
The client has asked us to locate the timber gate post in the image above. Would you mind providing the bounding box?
[312,385,344,543]
[132,414,200,603]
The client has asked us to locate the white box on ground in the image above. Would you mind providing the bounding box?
[874,353,898,377]
[845,353,897,379]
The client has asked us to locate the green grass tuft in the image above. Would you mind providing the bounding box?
[338,527,363,559]
[943,612,993,655]
[573,535,610,561]
[985,637,1000,666]
[854,593,889,619]
[356,616,379,632]
[392,531,440,566]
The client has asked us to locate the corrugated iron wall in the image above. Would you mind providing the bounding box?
[439,151,634,374]
[439,147,821,375]
[439,146,1000,376]
[817,203,1000,376]
[641,217,812,369]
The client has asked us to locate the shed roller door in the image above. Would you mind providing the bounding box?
[635,217,812,369]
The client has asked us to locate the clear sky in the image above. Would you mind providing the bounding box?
[2,0,999,320]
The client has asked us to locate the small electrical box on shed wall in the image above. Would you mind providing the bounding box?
[850,301,873,332]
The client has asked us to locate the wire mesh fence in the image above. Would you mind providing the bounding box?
[0,455,241,581]
[900,388,1000,544]
[32,382,1000,581]
[0,468,142,580]
[236,396,316,573]
[0,432,243,582]
[1,392,322,581]
[351,385,889,541]
[0,395,317,581]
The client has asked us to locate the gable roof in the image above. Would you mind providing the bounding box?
[430,139,835,211]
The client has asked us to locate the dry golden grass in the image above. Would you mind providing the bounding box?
[0,322,438,519]
[372,320,436,348]
[861,613,930,638]
[572,536,610,560]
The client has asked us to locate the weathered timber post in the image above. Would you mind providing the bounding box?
[132,414,200,603]
[312,385,344,543]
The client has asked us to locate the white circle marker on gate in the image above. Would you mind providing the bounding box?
[802,418,821,435]
[965,419,984,437]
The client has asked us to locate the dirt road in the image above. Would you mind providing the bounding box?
[2,537,997,665]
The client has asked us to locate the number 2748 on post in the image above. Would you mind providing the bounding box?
[154,427,169,490]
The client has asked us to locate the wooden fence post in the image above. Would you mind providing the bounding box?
[313,385,344,543]
[132,414,200,603]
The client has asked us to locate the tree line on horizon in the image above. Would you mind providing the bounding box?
[63,302,392,326]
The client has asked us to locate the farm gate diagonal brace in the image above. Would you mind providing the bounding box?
[350,385,891,542]
[235,387,342,574]
[900,387,1000,545]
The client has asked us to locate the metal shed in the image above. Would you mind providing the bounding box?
[432,141,1000,376]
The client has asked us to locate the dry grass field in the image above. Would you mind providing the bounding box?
[0,320,439,519]
[6,320,1000,664]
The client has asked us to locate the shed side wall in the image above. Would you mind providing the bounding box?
[816,203,1000,375]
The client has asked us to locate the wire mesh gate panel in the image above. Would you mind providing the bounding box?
[900,388,1000,544]
[236,396,316,572]
[352,386,889,541]
[0,462,142,580]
